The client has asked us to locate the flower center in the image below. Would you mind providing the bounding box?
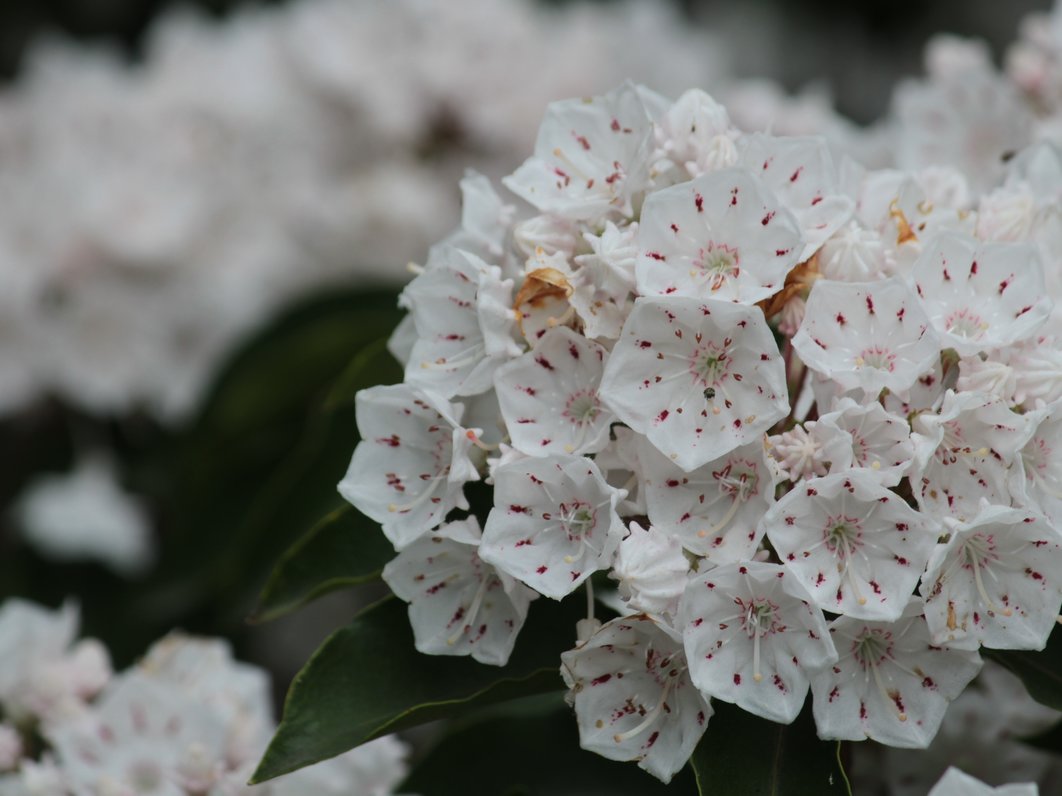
[823,515,863,558]
[689,340,731,387]
[560,501,596,541]
[740,597,781,639]
[851,628,893,669]
[564,390,601,425]
[855,346,896,371]
[944,307,988,339]
[694,242,741,290]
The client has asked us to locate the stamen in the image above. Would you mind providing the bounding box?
[968,547,1011,616]
[613,679,672,743]
[869,660,907,722]
[697,496,743,538]
[447,578,490,645]
[388,474,447,513]
[465,429,499,451]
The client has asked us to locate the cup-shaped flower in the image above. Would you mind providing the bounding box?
[810,599,982,748]
[921,504,1062,650]
[503,83,653,222]
[816,398,914,487]
[634,168,802,304]
[680,561,837,724]
[479,454,626,599]
[793,278,940,396]
[600,296,788,472]
[737,133,854,261]
[337,384,478,549]
[560,615,711,783]
[382,517,536,667]
[910,390,1030,521]
[403,246,518,399]
[494,326,614,457]
[912,232,1051,356]
[763,471,939,621]
[639,437,776,562]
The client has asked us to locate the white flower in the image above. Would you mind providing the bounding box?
[560,615,711,784]
[634,168,802,304]
[810,599,982,748]
[445,170,515,260]
[928,767,1038,796]
[402,246,519,399]
[569,221,638,340]
[610,522,690,617]
[652,88,737,180]
[910,390,1028,522]
[815,398,915,486]
[600,296,789,472]
[337,384,479,549]
[46,672,229,796]
[921,504,1062,651]
[0,600,110,726]
[736,133,854,261]
[680,561,837,723]
[1011,399,1062,525]
[640,437,777,562]
[912,232,1052,356]
[15,457,154,576]
[762,472,939,621]
[494,326,614,457]
[382,517,536,666]
[503,83,653,222]
[137,634,273,768]
[794,277,940,396]
[767,422,850,482]
[819,222,888,282]
[479,454,626,599]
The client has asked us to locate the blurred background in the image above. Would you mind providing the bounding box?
[0,0,1054,748]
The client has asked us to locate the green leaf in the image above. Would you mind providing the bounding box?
[1019,717,1062,754]
[985,629,1062,711]
[324,337,400,411]
[690,702,851,796]
[252,505,394,623]
[400,692,695,796]
[250,594,585,783]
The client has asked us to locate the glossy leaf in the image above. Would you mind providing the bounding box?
[252,505,393,623]
[251,594,584,783]
[401,693,695,795]
[690,701,851,795]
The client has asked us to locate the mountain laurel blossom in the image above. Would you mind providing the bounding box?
[337,78,1062,782]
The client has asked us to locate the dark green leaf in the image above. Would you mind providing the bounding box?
[251,595,585,783]
[252,505,394,623]
[690,701,851,796]
[401,692,695,796]
[324,337,401,411]
[1019,717,1062,754]
[986,629,1062,711]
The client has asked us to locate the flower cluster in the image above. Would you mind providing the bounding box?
[339,77,1062,783]
[0,598,410,795]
